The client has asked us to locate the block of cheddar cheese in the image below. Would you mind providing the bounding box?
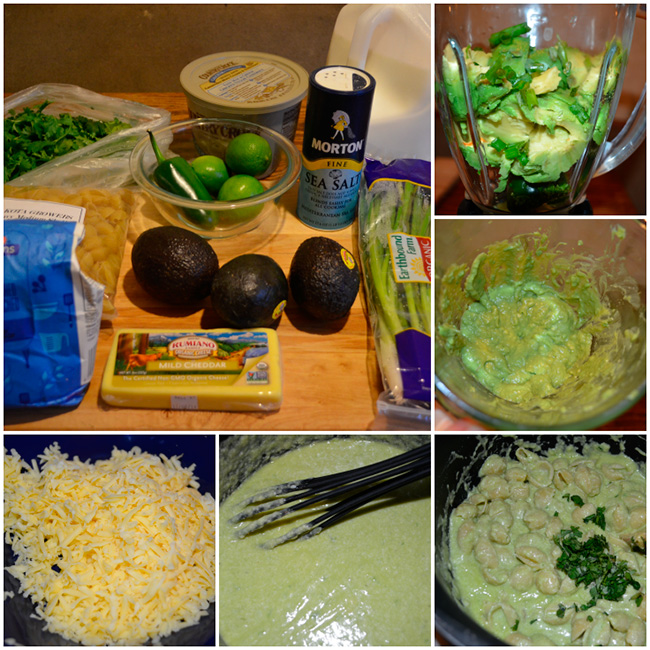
[101,328,282,411]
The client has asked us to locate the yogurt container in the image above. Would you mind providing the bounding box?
[180,51,309,141]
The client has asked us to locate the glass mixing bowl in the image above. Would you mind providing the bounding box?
[130,118,301,239]
[435,219,646,430]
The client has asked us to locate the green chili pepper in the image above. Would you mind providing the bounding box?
[147,130,218,228]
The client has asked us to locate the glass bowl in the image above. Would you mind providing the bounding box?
[435,219,646,430]
[130,118,301,239]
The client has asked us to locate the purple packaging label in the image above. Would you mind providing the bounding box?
[363,158,431,189]
[395,329,431,402]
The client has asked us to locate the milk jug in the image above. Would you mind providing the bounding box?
[326,4,431,162]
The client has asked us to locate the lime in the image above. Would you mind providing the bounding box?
[225,133,273,177]
[217,174,266,222]
[191,155,229,196]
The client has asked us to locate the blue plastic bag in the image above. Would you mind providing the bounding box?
[4,217,104,408]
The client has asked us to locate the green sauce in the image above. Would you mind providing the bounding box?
[219,438,431,646]
[459,279,592,403]
[436,228,643,418]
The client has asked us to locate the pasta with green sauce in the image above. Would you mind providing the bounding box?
[449,441,646,646]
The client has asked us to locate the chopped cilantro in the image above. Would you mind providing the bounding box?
[4,101,131,182]
[512,620,519,631]
[556,604,566,618]
[562,493,585,507]
[587,615,593,622]
[583,506,606,530]
[553,511,559,517]
[553,527,641,611]
[634,593,643,607]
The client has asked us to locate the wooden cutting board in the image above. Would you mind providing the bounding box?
[5,93,388,431]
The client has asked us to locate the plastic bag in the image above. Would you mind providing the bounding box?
[4,185,139,319]
[4,83,170,189]
[4,219,104,408]
[358,158,431,421]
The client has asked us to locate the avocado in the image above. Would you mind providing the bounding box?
[529,66,561,95]
[439,23,624,202]
[131,226,219,305]
[566,46,588,88]
[210,254,288,328]
[289,237,360,321]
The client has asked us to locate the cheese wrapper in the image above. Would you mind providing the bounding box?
[101,328,282,411]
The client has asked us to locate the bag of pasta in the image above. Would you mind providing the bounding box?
[4,217,104,408]
[4,185,139,319]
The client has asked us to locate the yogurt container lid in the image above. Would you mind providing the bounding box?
[180,51,309,115]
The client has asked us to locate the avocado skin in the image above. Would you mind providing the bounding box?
[131,226,219,305]
[289,237,360,321]
[211,254,288,328]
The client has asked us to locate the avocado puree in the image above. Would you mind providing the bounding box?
[437,228,642,414]
[459,279,592,403]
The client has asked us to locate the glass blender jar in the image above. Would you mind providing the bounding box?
[435,4,646,214]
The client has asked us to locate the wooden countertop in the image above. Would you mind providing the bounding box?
[5,93,386,431]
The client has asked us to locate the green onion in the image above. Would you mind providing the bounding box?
[520,86,539,108]
[489,22,531,48]
[570,102,590,124]
[359,173,431,403]
[490,138,529,166]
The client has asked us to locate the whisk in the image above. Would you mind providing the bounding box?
[230,442,430,548]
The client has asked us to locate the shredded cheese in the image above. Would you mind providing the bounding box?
[4,443,215,646]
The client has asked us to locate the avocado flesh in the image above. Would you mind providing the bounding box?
[289,237,360,321]
[131,226,219,305]
[440,24,624,210]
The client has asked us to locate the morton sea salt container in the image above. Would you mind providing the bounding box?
[296,65,375,230]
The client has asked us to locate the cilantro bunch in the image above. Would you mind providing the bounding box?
[4,101,130,182]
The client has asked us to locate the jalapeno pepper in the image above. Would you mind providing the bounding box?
[147,130,218,228]
[505,174,570,213]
